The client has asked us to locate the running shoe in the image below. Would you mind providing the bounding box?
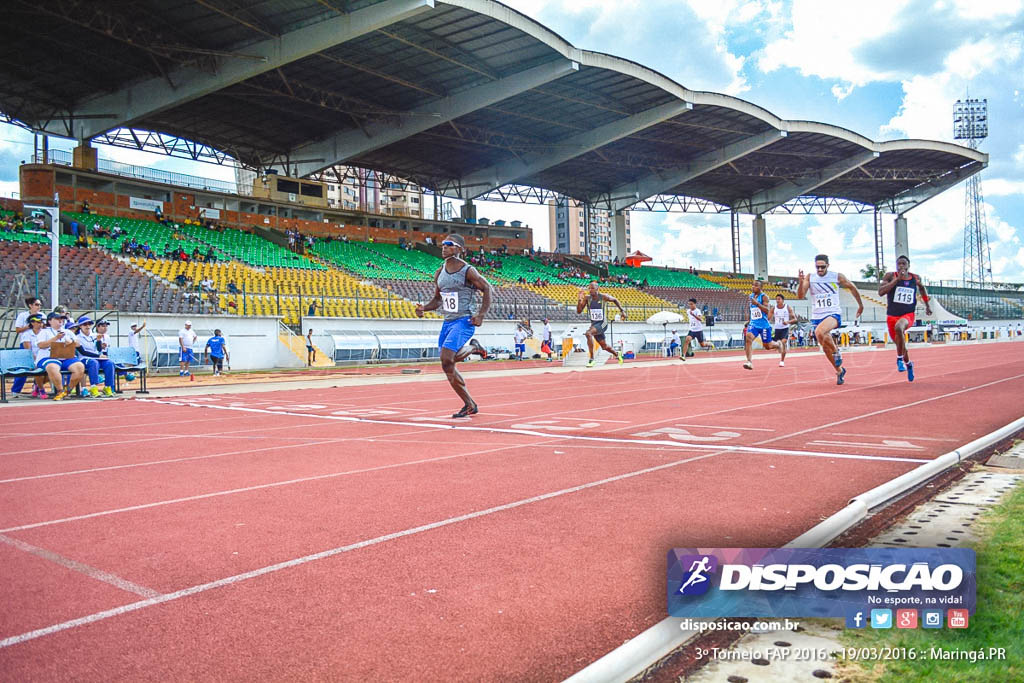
[52,390,68,401]
[102,386,114,397]
[618,352,624,365]
[837,367,847,385]
[743,362,753,370]
[897,357,906,372]
[470,339,488,359]
[89,386,101,398]
[452,403,478,418]
[586,359,595,367]
[779,361,785,367]
[680,355,686,361]
[179,371,185,377]
[834,352,843,369]
[906,362,915,382]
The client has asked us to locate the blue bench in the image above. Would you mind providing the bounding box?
[0,348,45,403]
[107,346,149,394]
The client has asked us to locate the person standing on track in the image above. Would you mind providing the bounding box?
[541,318,554,361]
[577,281,625,368]
[513,324,528,361]
[178,320,198,377]
[797,254,863,385]
[306,328,316,366]
[742,280,779,370]
[771,294,798,367]
[416,234,491,418]
[681,298,714,360]
[878,255,931,382]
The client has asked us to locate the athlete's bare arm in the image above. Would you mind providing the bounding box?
[837,273,864,319]
[877,271,899,296]
[786,305,798,326]
[796,270,810,299]
[576,289,588,314]
[466,267,492,326]
[916,275,933,316]
[416,267,444,317]
[750,295,770,314]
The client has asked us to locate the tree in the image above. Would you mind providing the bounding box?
[860,263,881,281]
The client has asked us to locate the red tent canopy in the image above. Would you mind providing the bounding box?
[624,251,652,267]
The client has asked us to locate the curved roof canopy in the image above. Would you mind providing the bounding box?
[0,0,985,214]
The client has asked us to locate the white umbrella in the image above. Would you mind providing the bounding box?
[646,311,684,325]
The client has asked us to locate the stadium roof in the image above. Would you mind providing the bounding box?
[1,0,986,214]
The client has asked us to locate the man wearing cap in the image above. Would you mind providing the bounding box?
[73,316,115,397]
[128,321,146,353]
[18,314,49,398]
[11,297,44,396]
[179,320,198,377]
[36,312,86,400]
[415,233,491,418]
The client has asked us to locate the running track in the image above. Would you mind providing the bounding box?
[2,341,1023,681]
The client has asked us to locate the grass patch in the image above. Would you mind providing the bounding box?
[838,476,1024,682]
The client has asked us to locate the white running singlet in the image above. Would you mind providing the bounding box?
[772,304,790,329]
[687,308,704,332]
[809,271,842,318]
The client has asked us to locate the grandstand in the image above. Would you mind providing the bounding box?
[0,242,190,314]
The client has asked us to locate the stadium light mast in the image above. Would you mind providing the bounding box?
[953,97,990,288]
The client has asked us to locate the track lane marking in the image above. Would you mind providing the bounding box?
[0,534,161,599]
[0,450,727,650]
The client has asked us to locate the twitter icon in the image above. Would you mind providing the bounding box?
[871,609,892,629]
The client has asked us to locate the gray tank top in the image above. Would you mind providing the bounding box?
[587,293,606,330]
[437,262,477,321]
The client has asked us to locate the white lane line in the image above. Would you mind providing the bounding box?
[828,432,960,442]
[0,439,564,534]
[0,534,161,599]
[672,424,775,432]
[0,451,722,650]
[756,372,1024,446]
[141,399,917,462]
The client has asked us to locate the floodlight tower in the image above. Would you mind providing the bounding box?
[953,98,991,287]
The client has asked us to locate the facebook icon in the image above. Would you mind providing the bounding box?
[846,611,866,629]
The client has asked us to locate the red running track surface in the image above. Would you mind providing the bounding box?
[1,342,1023,681]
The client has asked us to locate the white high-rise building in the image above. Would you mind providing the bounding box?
[548,197,630,260]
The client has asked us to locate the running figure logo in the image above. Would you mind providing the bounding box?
[677,554,718,595]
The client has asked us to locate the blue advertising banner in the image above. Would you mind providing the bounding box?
[667,548,975,619]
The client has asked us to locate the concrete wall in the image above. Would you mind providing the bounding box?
[110,312,281,370]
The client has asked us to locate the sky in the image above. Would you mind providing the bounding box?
[2,0,1023,283]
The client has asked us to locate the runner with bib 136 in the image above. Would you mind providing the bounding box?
[797,254,863,385]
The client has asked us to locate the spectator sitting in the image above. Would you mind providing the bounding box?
[72,316,115,397]
[174,273,188,287]
[205,247,216,263]
[227,281,239,294]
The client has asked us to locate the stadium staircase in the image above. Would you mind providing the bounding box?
[277,324,334,367]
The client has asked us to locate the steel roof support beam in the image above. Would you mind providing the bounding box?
[50,0,436,141]
[454,100,691,200]
[731,150,878,214]
[288,59,580,177]
[878,161,985,216]
[594,128,787,212]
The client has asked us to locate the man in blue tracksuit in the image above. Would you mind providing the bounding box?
[204,329,229,376]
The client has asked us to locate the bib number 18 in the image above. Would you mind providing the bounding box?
[442,292,459,313]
